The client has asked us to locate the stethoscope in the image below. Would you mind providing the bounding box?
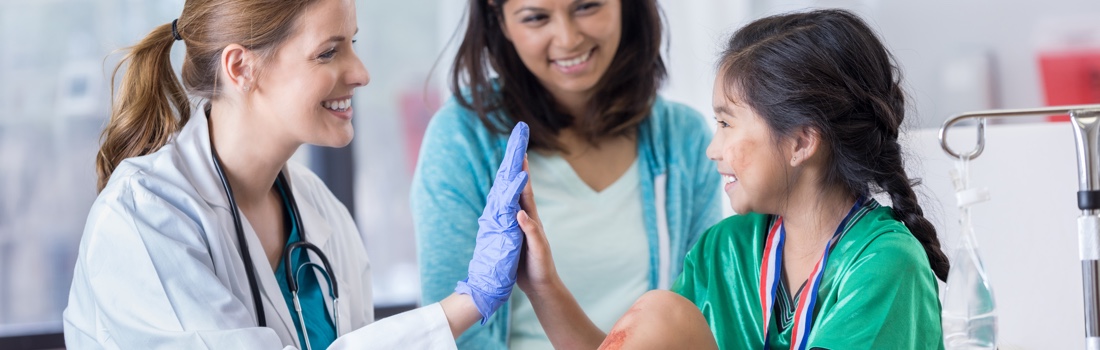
[211,145,341,350]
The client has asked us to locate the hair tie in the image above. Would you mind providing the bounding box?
[171,19,182,41]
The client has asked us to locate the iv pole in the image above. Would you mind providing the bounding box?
[939,104,1100,349]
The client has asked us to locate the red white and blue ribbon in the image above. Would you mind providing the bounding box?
[760,197,865,350]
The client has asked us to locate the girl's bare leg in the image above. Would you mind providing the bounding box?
[598,290,718,350]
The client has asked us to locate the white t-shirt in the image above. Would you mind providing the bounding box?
[509,152,650,349]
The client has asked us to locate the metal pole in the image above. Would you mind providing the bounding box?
[939,104,1100,160]
[1073,110,1100,350]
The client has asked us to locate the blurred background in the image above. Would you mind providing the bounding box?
[2,0,1099,348]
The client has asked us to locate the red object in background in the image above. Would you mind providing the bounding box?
[1038,50,1100,122]
[400,87,441,176]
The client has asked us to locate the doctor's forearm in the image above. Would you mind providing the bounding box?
[439,292,481,338]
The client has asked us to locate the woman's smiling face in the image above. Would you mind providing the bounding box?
[497,0,622,104]
[250,0,369,148]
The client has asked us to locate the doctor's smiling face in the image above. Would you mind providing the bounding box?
[706,75,793,215]
[247,0,369,149]
[497,0,622,104]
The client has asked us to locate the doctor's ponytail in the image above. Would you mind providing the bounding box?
[96,1,319,192]
[96,22,188,192]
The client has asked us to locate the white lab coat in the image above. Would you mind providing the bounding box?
[63,109,457,349]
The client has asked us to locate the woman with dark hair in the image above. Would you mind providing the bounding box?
[412,0,722,348]
[512,8,947,349]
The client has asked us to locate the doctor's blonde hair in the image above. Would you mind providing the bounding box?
[96,0,318,192]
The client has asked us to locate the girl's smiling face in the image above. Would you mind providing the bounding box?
[705,75,795,215]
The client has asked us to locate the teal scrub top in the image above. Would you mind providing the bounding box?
[275,179,337,349]
[672,200,944,350]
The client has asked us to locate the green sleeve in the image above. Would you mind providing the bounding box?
[671,226,709,301]
[672,215,771,350]
[808,232,944,350]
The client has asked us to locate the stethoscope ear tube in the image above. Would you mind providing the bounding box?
[212,147,268,328]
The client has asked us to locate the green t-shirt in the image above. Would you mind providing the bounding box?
[672,201,944,350]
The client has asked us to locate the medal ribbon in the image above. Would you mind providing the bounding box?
[759,197,864,350]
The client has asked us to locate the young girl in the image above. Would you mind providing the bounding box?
[412,0,721,348]
[512,9,947,349]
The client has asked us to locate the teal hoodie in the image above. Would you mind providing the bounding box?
[411,94,723,349]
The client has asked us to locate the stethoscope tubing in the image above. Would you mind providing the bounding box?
[211,143,340,344]
[211,147,268,327]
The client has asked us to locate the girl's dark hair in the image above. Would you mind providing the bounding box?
[450,0,666,151]
[719,9,949,281]
[96,0,317,192]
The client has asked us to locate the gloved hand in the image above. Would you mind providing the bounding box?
[455,122,530,324]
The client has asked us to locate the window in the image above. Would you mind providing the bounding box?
[0,0,187,346]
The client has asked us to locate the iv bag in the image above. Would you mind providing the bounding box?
[941,158,998,350]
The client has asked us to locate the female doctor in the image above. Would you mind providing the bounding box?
[63,0,531,349]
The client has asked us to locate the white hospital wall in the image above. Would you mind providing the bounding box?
[658,0,749,122]
[906,121,1081,350]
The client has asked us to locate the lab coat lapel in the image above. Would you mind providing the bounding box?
[178,106,346,343]
[176,107,234,211]
[178,107,298,344]
[239,214,301,347]
[174,106,295,344]
[284,169,334,249]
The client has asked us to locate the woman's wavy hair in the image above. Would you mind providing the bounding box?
[96,0,317,191]
[450,0,666,151]
[720,9,950,281]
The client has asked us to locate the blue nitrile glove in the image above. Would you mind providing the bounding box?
[455,122,530,324]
